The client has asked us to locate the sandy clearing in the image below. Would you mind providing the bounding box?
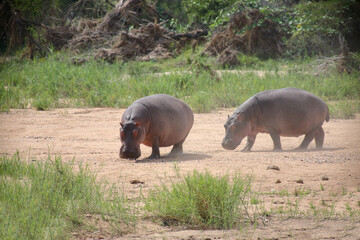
[1,108,359,239]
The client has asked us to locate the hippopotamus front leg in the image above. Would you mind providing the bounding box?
[241,133,257,152]
[149,137,160,159]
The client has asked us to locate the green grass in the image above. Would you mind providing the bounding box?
[144,169,256,229]
[1,52,359,117]
[1,150,360,238]
[0,152,134,239]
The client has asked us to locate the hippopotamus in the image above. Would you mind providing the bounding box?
[119,94,194,159]
[222,88,329,151]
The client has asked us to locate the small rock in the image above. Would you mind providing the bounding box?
[267,165,280,171]
[275,179,281,184]
[296,179,304,184]
[321,176,329,181]
[130,180,144,184]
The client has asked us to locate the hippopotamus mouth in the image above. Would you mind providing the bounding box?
[222,137,242,150]
[119,145,141,159]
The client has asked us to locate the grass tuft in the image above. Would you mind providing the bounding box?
[144,169,255,229]
[0,152,134,239]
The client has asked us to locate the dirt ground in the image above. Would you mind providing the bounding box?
[1,108,360,239]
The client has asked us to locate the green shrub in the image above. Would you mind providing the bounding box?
[145,169,255,229]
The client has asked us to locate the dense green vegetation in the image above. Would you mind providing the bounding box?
[1,49,359,117]
[0,152,134,239]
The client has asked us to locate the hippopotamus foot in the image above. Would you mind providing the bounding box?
[294,146,308,151]
[148,150,160,159]
[148,153,160,159]
[241,141,253,152]
[241,146,251,152]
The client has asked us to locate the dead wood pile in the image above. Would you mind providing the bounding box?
[43,0,207,62]
[3,0,208,61]
[95,23,172,62]
[205,9,283,65]
[95,25,208,62]
[97,0,160,33]
[45,0,161,52]
[45,26,76,50]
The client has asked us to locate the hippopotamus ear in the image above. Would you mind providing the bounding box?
[120,122,124,128]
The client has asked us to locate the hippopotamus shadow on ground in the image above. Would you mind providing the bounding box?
[135,153,211,163]
[239,147,344,153]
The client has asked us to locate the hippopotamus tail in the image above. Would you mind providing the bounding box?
[326,105,330,122]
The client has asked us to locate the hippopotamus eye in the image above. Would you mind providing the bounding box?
[132,129,138,138]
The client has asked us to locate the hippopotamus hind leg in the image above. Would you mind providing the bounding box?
[314,126,325,149]
[267,127,282,150]
[297,127,318,150]
[169,139,185,156]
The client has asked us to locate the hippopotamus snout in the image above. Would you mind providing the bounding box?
[222,138,240,150]
[119,145,141,159]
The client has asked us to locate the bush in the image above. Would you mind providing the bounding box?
[145,169,256,229]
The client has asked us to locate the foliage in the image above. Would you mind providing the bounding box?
[160,0,295,34]
[155,0,359,58]
[145,169,255,229]
[286,0,360,57]
[9,0,76,21]
[182,0,237,28]
[0,152,134,239]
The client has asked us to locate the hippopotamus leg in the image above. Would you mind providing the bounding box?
[241,133,257,152]
[169,139,185,156]
[150,137,185,159]
[297,126,320,149]
[267,127,282,150]
[149,138,160,159]
[314,126,325,149]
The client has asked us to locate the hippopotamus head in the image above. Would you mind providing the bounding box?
[119,121,146,159]
[222,113,251,150]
